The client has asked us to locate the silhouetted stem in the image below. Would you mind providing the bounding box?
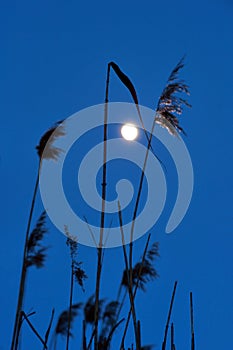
[116,289,127,323]
[171,323,175,350]
[21,311,47,348]
[128,119,155,331]
[137,321,141,349]
[190,292,195,350]
[82,320,87,350]
[106,318,125,348]
[87,328,95,350]
[162,281,178,350]
[43,309,55,350]
[11,164,40,350]
[118,202,139,349]
[93,63,111,350]
[66,263,74,350]
[14,312,23,350]
[120,234,151,348]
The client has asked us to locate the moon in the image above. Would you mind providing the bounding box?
[121,123,138,141]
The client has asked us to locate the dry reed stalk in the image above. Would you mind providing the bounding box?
[93,61,141,348]
[65,230,87,349]
[93,62,111,350]
[129,56,190,315]
[66,262,74,350]
[11,168,40,350]
[11,120,65,350]
[120,234,152,348]
[162,281,178,350]
[129,125,154,309]
[171,323,175,350]
[43,309,55,350]
[82,320,87,350]
[137,320,141,349]
[118,201,140,349]
[190,292,195,350]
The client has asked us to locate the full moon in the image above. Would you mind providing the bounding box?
[121,123,138,141]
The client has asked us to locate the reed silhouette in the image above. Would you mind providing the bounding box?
[10,59,194,350]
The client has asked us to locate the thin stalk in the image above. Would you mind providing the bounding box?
[106,318,125,349]
[14,312,23,350]
[128,120,156,328]
[93,63,111,350]
[118,202,139,349]
[137,321,141,349]
[66,263,74,350]
[83,216,98,247]
[43,309,55,350]
[162,281,178,350]
[82,320,87,350]
[87,328,95,350]
[190,292,195,350]
[120,234,151,348]
[116,289,127,323]
[129,118,155,260]
[11,163,40,350]
[171,323,175,350]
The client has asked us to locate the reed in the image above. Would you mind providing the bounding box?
[10,58,192,349]
[11,120,65,350]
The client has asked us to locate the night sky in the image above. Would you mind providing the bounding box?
[0,1,232,349]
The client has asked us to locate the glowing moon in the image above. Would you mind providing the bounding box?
[121,123,138,141]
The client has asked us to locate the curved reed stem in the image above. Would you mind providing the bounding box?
[93,63,111,350]
[11,162,40,350]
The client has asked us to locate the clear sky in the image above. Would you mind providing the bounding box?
[0,0,233,349]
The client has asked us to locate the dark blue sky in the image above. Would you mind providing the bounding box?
[0,0,233,349]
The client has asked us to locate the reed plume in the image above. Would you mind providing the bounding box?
[155,56,191,136]
[26,211,48,268]
[53,303,82,349]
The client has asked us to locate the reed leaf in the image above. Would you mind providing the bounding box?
[109,62,139,106]
[109,61,157,156]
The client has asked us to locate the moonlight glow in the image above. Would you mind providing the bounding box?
[121,123,138,141]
